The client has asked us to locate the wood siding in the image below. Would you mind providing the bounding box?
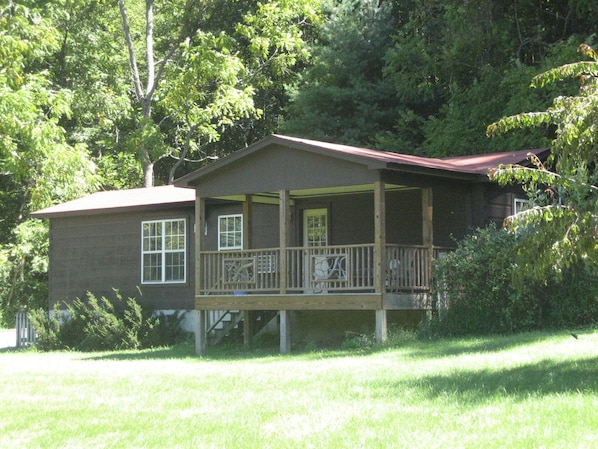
[48,207,195,310]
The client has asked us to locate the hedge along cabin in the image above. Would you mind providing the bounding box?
[33,135,546,354]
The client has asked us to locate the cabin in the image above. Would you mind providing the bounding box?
[32,134,545,354]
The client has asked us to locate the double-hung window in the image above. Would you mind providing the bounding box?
[142,219,186,284]
[218,214,243,250]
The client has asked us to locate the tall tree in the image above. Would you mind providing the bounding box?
[117,0,320,186]
[487,43,598,278]
[282,0,398,147]
[0,1,99,324]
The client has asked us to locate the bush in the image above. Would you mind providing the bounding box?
[430,224,598,337]
[431,225,542,336]
[541,263,598,328]
[29,291,185,351]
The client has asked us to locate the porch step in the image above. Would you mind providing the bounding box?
[207,310,279,346]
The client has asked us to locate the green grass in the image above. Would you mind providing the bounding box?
[1,329,598,448]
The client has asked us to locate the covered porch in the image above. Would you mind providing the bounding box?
[192,182,442,354]
[175,135,476,354]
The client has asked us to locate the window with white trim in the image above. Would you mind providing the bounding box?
[514,198,532,214]
[142,218,186,284]
[218,214,243,250]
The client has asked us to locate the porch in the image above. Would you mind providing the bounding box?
[196,243,447,305]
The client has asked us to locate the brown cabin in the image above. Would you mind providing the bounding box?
[33,134,546,354]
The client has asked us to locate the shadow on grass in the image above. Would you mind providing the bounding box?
[382,356,598,403]
[402,330,582,359]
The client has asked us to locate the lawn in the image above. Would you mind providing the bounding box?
[1,329,597,449]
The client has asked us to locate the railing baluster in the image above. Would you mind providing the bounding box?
[198,243,450,294]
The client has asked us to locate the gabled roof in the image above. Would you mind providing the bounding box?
[31,185,195,219]
[175,134,548,186]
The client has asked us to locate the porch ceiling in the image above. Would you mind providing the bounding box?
[212,183,416,203]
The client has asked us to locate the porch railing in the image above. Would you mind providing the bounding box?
[199,244,449,295]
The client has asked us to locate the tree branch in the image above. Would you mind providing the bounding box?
[118,0,144,100]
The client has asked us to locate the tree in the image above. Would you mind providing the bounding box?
[0,1,99,325]
[282,0,399,147]
[117,0,320,186]
[487,43,598,278]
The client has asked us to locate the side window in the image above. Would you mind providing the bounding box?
[514,198,532,215]
[218,214,243,250]
[142,218,186,284]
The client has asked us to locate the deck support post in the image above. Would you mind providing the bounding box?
[280,310,291,354]
[195,310,207,356]
[375,309,387,344]
[243,310,254,347]
[374,180,388,344]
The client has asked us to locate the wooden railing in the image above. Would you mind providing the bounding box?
[198,244,449,295]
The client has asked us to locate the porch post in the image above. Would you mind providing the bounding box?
[422,187,434,288]
[194,193,207,356]
[243,195,253,250]
[243,195,253,347]
[279,190,291,353]
[374,180,387,344]
[279,190,290,293]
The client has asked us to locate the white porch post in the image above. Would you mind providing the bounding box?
[279,190,291,353]
[374,180,387,344]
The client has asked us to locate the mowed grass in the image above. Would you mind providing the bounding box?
[1,330,598,449]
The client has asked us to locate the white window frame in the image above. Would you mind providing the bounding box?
[141,218,187,284]
[218,214,243,251]
[514,198,532,215]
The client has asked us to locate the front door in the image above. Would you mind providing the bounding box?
[303,208,328,292]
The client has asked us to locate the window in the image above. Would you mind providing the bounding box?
[142,219,186,284]
[514,198,532,215]
[218,214,243,250]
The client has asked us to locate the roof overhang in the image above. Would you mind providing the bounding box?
[31,185,195,219]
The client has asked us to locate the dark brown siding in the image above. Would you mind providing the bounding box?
[198,144,379,197]
[485,185,522,225]
[433,183,473,246]
[48,207,195,310]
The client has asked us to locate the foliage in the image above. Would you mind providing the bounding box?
[29,291,185,351]
[0,220,49,327]
[431,225,541,336]
[282,0,399,147]
[430,225,598,336]
[487,43,598,278]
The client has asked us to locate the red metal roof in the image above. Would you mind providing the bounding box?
[31,185,195,218]
[33,135,548,218]
[272,135,547,175]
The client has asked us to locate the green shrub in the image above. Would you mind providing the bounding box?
[541,263,598,328]
[430,224,598,337]
[29,291,185,351]
[431,225,541,336]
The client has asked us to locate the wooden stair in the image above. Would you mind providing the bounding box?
[207,310,278,345]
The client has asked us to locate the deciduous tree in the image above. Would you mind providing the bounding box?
[487,44,598,278]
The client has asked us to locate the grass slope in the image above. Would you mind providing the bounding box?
[1,330,597,448]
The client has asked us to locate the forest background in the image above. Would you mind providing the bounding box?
[1,0,597,327]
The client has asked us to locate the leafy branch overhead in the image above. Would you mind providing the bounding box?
[487,44,598,276]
